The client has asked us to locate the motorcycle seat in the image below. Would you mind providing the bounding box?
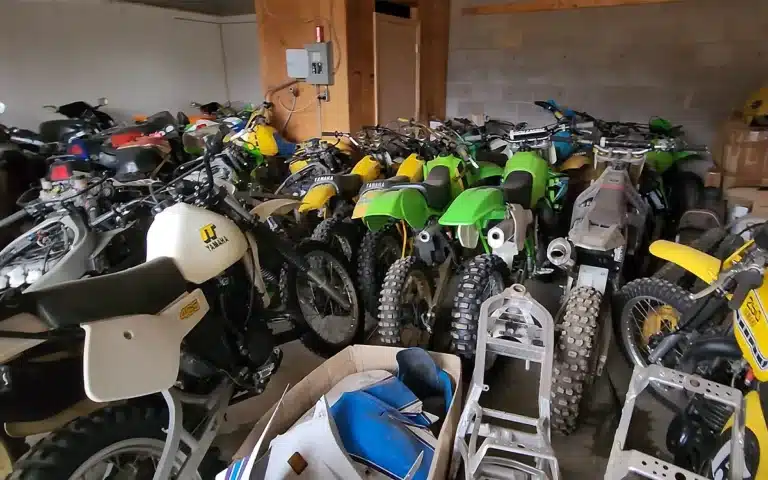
[359,175,409,195]
[314,173,364,197]
[30,257,188,329]
[501,171,534,209]
[389,165,452,211]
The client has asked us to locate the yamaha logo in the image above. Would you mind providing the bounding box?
[200,223,230,252]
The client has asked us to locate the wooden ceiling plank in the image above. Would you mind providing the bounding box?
[462,0,681,15]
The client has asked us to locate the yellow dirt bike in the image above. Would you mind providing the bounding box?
[298,127,425,263]
[614,224,768,478]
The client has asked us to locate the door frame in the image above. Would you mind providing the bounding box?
[373,11,421,124]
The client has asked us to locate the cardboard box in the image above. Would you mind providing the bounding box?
[725,187,768,217]
[233,345,463,479]
[704,168,723,189]
[716,113,768,188]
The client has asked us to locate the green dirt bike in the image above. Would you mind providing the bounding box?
[438,123,572,360]
[358,120,505,348]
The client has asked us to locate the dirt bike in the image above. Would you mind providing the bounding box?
[606,224,768,479]
[543,135,708,434]
[356,120,505,348]
[438,121,574,361]
[1,133,362,479]
[296,128,427,316]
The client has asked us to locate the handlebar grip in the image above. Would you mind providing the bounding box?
[685,144,709,153]
[321,131,338,137]
[728,269,764,310]
[0,209,29,230]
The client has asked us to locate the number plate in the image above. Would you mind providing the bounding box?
[741,291,764,328]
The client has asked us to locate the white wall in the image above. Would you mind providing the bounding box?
[0,1,261,130]
[221,15,262,106]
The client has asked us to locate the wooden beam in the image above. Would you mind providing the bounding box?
[462,0,681,15]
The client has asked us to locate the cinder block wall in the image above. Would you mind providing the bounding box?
[446,0,768,146]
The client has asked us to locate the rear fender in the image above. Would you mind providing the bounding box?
[250,199,302,221]
[360,189,431,232]
[438,187,505,228]
[648,240,721,284]
[352,189,382,220]
[0,314,47,364]
[468,161,504,186]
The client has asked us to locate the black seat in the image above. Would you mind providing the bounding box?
[30,258,188,329]
[391,165,453,210]
[501,171,534,208]
[359,175,409,195]
[314,173,363,198]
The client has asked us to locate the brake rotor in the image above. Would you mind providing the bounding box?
[641,304,679,346]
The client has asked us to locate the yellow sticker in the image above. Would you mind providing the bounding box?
[199,223,217,243]
[179,299,200,320]
[741,291,764,328]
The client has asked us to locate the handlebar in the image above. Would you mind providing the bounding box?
[0,209,29,230]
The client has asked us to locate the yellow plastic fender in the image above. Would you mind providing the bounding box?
[299,184,337,213]
[648,240,721,284]
[352,190,383,219]
[396,153,425,182]
[558,154,590,172]
[351,155,382,182]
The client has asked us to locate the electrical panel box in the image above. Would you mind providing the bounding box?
[285,49,309,79]
[305,42,333,86]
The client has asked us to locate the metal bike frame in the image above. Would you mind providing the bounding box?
[451,284,560,480]
[604,364,745,480]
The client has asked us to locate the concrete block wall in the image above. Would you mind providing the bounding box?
[446,0,768,146]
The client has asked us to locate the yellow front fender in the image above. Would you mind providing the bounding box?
[298,184,337,213]
[649,240,721,284]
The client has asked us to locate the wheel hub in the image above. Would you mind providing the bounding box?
[641,304,679,346]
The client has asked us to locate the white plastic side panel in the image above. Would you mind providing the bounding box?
[146,203,247,284]
[82,289,209,402]
[0,314,47,363]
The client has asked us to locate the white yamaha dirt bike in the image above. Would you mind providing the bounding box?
[3,136,363,479]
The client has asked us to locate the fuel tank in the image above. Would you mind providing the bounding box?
[146,203,248,284]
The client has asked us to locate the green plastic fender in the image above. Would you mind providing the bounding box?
[647,151,701,174]
[439,187,506,228]
[504,151,549,207]
[360,188,433,232]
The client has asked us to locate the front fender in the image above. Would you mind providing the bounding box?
[438,187,505,228]
[361,189,430,232]
[298,184,337,213]
[649,240,721,284]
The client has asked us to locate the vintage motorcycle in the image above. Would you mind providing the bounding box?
[544,135,707,434]
[3,134,362,479]
[609,224,768,479]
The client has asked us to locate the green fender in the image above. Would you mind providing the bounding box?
[438,187,506,228]
[504,151,549,207]
[360,188,434,232]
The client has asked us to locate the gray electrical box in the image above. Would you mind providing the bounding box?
[305,42,333,86]
[285,49,309,79]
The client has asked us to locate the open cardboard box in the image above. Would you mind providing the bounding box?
[233,345,463,479]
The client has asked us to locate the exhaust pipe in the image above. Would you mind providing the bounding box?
[488,220,515,249]
[547,237,574,270]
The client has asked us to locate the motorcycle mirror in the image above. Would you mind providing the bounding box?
[97,97,108,107]
[0,103,5,115]
[43,105,58,113]
[190,101,201,108]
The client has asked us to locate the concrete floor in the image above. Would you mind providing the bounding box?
[215,281,678,478]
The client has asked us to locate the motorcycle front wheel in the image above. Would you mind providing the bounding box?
[10,400,213,480]
[281,240,364,358]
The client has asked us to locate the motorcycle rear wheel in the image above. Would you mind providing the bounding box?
[310,217,362,265]
[357,225,403,317]
[281,240,364,358]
